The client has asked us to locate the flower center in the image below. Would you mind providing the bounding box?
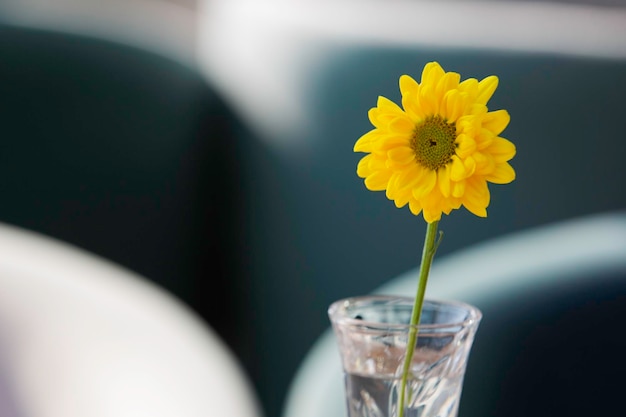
[410,115,457,171]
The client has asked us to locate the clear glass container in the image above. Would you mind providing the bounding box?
[328,295,482,417]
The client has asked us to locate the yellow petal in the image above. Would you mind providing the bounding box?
[450,155,466,181]
[392,189,412,208]
[463,200,487,218]
[420,187,445,222]
[417,84,437,115]
[455,134,476,159]
[485,162,516,184]
[354,129,379,152]
[364,170,392,191]
[443,90,469,123]
[421,62,445,87]
[452,180,465,198]
[473,152,496,176]
[482,110,510,136]
[396,164,428,191]
[458,78,478,98]
[373,135,410,152]
[475,128,495,150]
[487,137,516,163]
[368,98,404,128]
[423,208,442,223]
[462,178,490,217]
[463,156,477,177]
[411,170,437,199]
[436,71,460,100]
[356,155,373,177]
[476,75,499,105]
[399,75,419,96]
[447,197,463,211]
[456,114,480,137]
[367,107,389,128]
[368,156,387,171]
[386,172,401,199]
[470,103,488,117]
[377,95,403,113]
[408,199,423,216]
[470,177,491,207]
[438,164,452,198]
[388,116,415,134]
[387,146,415,165]
[402,95,424,121]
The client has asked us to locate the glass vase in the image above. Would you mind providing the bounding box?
[328,295,481,417]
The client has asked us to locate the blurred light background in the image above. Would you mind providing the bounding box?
[1,1,626,417]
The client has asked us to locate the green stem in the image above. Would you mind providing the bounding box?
[397,220,440,417]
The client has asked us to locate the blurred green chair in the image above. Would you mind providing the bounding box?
[0,23,252,363]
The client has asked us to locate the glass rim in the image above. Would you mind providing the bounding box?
[328,294,482,331]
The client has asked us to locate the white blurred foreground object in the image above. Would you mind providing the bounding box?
[0,223,262,417]
[282,210,626,417]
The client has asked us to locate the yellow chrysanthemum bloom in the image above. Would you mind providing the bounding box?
[354,61,516,223]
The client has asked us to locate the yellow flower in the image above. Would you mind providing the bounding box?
[354,61,516,223]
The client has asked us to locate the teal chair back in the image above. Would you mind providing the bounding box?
[0,23,250,368]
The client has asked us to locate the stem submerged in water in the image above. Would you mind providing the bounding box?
[397,221,441,417]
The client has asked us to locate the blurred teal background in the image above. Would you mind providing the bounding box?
[1,1,626,416]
